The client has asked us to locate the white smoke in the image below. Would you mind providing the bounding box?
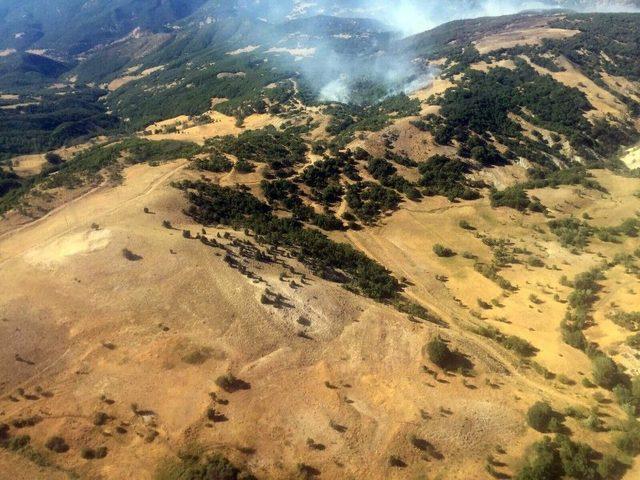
[359,0,638,37]
[319,77,351,103]
[286,1,640,37]
[257,0,640,103]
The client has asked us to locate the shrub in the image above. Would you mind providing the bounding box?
[459,220,475,230]
[122,248,142,261]
[426,337,454,369]
[5,435,31,451]
[215,374,250,393]
[81,446,107,460]
[182,347,212,365]
[156,451,255,480]
[93,412,109,426]
[526,402,556,432]
[597,454,624,479]
[627,333,640,349]
[591,355,622,390]
[528,256,544,267]
[515,436,562,480]
[45,152,63,165]
[615,419,640,455]
[433,244,456,258]
[45,436,69,453]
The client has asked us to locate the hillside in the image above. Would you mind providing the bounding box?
[2,7,640,480]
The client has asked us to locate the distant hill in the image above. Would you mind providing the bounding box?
[1,0,639,55]
[0,0,209,54]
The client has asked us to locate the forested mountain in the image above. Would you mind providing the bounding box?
[1,0,639,54]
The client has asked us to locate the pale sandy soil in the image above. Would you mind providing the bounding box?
[621,144,640,169]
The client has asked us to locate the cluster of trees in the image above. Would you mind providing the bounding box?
[559,267,640,417]
[1,137,200,212]
[177,180,401,300]
[366,157,421,200]
[548,216,639,251]
[418,155,480,201]
[109,45,296,129]
[195,154,232,173]
[345,181,402,224]
[474,325,538,358]
[429,56,635,164]
[439,58,585,135]
[208,126,308,178]
[156,451,256,480]
[551,14,640,82]
[523,166,604,191]
[44,137,200,189]
[560,268,604,352]
[0,170,21,198]
[548,218,595,250]
[0,86,118,161]
[325,92,420,146]
[490,186,545,213]
[516,435,611,480]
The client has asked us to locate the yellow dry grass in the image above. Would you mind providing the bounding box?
[1,148,640,480]
[107,65,165,91]
[143,112,284,145]
[474,27,579,54]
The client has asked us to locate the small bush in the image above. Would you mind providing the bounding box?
[155,451,255,480]
[426,337,454,369]
[45,436,69,453]
[45,152,63,165]
[215,374,250,393]
[433,244,456,258]
[81,446,107,460]
[93,412,109,426]
[615,419,640,455]
[526,401,557,432]
[592,355,623,390]
[459,220,475,230]
[122,248,143,261]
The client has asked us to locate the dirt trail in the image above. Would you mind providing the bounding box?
[0,160,188,267]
